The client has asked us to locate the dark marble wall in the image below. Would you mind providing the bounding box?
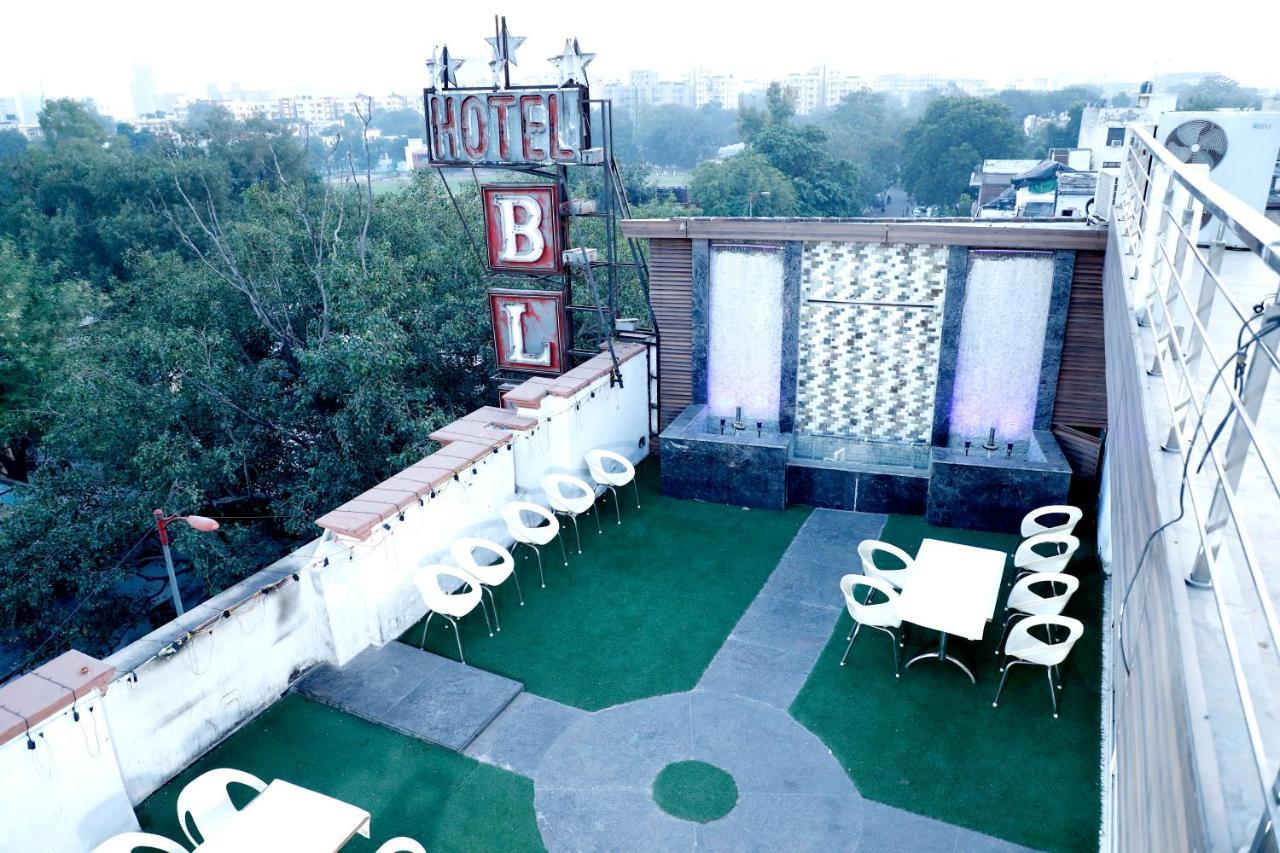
[930,246,971,446]
[786,462,928,514]
[691,239,711,405]
[1034,250,1077,430]
[926,429,1072,533]
[659,405,790,510]
[779,241,802,433]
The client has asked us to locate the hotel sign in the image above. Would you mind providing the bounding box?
[482,184,563,274]
[424,87,591,167]
[489,288,567,375]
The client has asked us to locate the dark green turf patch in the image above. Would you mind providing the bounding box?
[651,760,739,823]
[790,514,1103,853]
[399,459,811,711]
[135,694,544,853]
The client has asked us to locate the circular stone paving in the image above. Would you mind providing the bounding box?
[652,760,738,822]
[532,690,863,851]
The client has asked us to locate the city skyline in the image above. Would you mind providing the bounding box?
[4,1,1278,119]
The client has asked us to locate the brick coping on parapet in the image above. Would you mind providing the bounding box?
[314,343,646,541]
[0,650,115,747]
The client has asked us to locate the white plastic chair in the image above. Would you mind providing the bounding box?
[413,565,486,663]
[452,537,522,632]
[175,767,266,846]
[838,574,904,677]
[996,572,1079,653]
[585,449,640,524]
[376,838,427,853]
[501,501,567,586]
[1011,532,1080,585]
[542,473,601,553]
[857,540,914,591]
[93,832,188,853]
[993,615,1084,718]
[1020,504,1083,539]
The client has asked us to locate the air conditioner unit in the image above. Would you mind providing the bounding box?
[1156,110,1280,248]
[1093,169,1121,221]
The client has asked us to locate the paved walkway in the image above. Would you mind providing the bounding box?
[468,509,1035,852]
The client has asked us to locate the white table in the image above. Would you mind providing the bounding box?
[897,538,1007,683]
[195,779,370,852]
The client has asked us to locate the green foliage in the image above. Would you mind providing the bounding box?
[0,115,497,663]
[0,130,27,162]
[37,98,112,145]
[751,124,860,216]
[901,96,1023,207]
[370,107,426,139]
[737,81,796,143]
[688,151,796,216]
[1109,91,1132,108]
[1176,74,1262,111]
[631,104,738,169]
[1041,102,1087,151]
[993,86,1101,123]
[817,90,906,198]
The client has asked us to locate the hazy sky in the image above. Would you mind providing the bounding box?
[4,0,1278,116]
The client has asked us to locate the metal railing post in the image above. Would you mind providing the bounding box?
[1187,305,1280,587]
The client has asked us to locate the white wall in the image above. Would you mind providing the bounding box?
[0,688,136,853]
[17,350,654,850]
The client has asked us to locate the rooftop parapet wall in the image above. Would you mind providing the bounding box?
[316,343,647,541]
[0,649,114,746]
[0,341,651,852]
[620,217,1108,250]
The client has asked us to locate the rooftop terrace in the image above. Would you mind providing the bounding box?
[127,463,1101,852]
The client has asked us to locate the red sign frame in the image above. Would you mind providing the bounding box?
[489,288,567,375]
[482,184,563,275]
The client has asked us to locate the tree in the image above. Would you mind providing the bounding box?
[901,97,1023,208]
[37,99,112,145]
[737,82,796,143]
[0,130,27,162]
[1042,102,1087,151]
[371,108,425,139]
[1109,91,1132,108]
[751,124,860,216]
[633,104,738,169]
[1177,75,1261,110]
[688,151,796,216]
[818,90,906,199]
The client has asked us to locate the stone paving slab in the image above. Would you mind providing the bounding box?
[855,801,1037,852]
[464,693,585,777]
[294,643,522,751]
[699,509,887,709]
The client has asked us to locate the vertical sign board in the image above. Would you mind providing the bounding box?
[482,185,563,274]
[489,289,567,375]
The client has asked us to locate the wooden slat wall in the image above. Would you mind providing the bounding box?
[1051,249,1107,479]
[650,239,694,429]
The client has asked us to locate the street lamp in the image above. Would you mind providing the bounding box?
[747,190,771,217]
[152,509,220,616]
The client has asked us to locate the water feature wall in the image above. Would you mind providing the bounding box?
[947,251,1056,443]
[795,242,950,442]
[705,245,785,423]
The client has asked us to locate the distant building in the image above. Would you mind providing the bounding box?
[969,158,1042,214]
[131,66,159,118]
[1077,82,1177,170]
[1054,171,1098,217]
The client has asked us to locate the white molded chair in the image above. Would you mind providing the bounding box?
[1011,532,1080,585]
[838,574,904,677]
[452,537,522,630]
[541,473,601,553]
[857,540,914,591]
[414,565,486,663]
[501,501,567,586]
[176,767,266,847]
[1020,504,1083,539]
[376,838,427,853]
[993,615,1085,718]
[94,832,188,853]
[585,449,640,524]
[996,572,1079,653]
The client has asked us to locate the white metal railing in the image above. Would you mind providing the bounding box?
[1114,122,1280,850]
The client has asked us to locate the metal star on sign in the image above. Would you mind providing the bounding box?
[485,18,525,89]
[429,44,464,89]
[548,38,595,87]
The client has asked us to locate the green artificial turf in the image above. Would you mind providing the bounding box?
[652,760,739,823]
[400,459,811,710]
[135,694,544,853]
[790,514,1103,853]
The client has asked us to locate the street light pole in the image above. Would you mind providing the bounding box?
[747,190,771,217]
[152,509,220,616]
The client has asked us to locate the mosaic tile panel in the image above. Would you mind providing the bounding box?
[795,242,949,442]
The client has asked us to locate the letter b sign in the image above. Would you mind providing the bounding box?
[482,184,562,273]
